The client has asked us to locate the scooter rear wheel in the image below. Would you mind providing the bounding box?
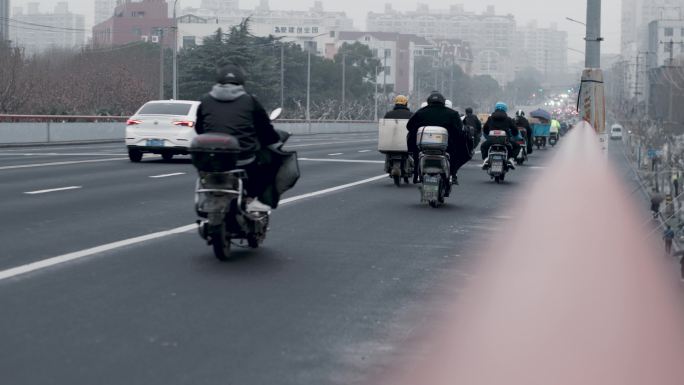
[211,224,232,261]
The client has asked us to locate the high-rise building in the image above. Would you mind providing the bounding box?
[0,0,9,42]
[95,0,117,25]
[366,4,516,84]
[619,0,684,100]
[10,2,85,54]
[516,21,568,79]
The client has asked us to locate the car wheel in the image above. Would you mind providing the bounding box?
[162,153,174,161]
[128,149,143,162]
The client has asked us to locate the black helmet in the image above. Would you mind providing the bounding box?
[465,107,473,114]
[427,92,445,105]
[216,64,245,85]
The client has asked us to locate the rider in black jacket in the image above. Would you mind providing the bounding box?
[195,65,280,212]
[515,110,533,154]
[481,102,519,170]
[463,107,482,149]
[406,92,471,185]
[384,95,413,119]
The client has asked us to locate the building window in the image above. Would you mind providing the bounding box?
[665,27,674,37]
[132,11,145,18]
[183,36,196,47]
[385,49,391,58]
[312,27,319,33]
[364,36,371,41]
[383,66,391,75]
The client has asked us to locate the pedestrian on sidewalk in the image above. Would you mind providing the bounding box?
[672,172,679,197]
[650,188,664,218]
[663,225,675,256]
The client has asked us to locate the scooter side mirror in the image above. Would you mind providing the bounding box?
[269,108,283,121]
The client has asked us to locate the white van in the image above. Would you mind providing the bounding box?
[610,124,623,140]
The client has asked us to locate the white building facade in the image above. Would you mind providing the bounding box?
[10,2,85,54]
[648,19,684,68]
[177,0,353,52]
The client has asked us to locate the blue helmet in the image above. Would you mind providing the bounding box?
[494,102,508,112]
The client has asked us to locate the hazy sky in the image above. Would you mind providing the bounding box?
[12,0,623,59]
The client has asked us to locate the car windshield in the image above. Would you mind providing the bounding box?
[137,103,193,116]
[613,127,622,132]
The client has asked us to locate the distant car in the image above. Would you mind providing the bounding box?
[610,124,623,140]
[125,100,201,162]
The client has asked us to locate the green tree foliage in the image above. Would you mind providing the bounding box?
[177,20,382,120]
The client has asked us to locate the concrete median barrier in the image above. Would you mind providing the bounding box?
[0,119,377,145]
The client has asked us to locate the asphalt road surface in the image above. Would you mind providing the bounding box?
[0,133,557,385]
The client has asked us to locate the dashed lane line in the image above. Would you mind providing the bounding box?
[24,186,82,195]
[149,172,187,179]
[0,174,386,282]
[328,153,344,156]
[358,150,371,153]
[299,158,384,164]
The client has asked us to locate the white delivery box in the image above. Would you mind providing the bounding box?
[417,126,449,151]
[378,119,409,153]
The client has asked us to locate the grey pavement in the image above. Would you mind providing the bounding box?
[0,133,556,385]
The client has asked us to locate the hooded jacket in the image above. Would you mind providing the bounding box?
[483,110,518,138]
[195,84,279,160]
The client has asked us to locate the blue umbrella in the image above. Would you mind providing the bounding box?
[530,108,551,121]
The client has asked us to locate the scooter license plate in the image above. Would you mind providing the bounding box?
[147,139,164,147]
[491,162,503,173]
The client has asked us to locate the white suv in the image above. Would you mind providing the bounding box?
[125,100,201,162]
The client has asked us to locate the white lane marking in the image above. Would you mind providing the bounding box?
[299,158,384,164]
[328,153,344,156]
[529,166,547,169]
[149,172,186,178]
[24,186,82,195]
[285,139,376,148]
[358,150,371,153]
[0,157,127,171]
[279,175,385,205]
[0,153,128,156]
[475,151,481,154]
[0,225,197,281]
[0,174,386,282]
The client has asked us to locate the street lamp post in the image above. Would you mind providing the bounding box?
[306,46,311,132]
[304,33,328,131]
[172,0,179,100]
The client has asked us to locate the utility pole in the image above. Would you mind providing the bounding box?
[585,0,602,68]
[382,49,388,109]
[374,66,379,121]
[280,43,284,108]
[634,53,641,98]
[341,53,346,106]
[172,0,179,99]
[158,28,164,99]
[306,46,311,131]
